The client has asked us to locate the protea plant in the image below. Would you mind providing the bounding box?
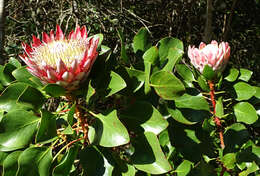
[20,25,99,90]
[188,40,230,73]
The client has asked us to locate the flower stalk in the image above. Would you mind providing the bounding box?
[208,80,225,149]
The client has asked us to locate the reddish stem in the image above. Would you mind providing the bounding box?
[75,103,88,145]
[208,80,225,149]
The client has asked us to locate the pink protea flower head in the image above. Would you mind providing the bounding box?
[20,25,99,90]
[188,40,230,73]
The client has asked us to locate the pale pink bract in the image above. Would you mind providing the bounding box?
[20,25,99,90]
[188,40,230,73]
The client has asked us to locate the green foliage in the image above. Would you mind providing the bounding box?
[0,24,259,176]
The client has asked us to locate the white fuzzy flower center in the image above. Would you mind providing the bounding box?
[32,39,87,68]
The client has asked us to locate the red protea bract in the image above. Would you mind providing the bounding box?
[20,25,99,90]
[188,40,230,73]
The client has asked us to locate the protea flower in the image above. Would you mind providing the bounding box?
[188,40,230,73]
[20,25,99,90]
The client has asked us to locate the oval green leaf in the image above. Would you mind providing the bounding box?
[234,82,256,101]
[150,70,185,100]
[234,102,258,124]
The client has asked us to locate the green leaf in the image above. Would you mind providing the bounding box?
[79,146,114,176]
[239,162,259,176]
[254,86,260,99]
[53,145,79,176]
[143,46,159,65]
[132,132,172,174]
[234,82,256,101]
[0,63,16,86]
[12,66,43,88]
[133,27,150,53]
[0,109,39,151]
[238,68,253,82]
[144,61,152,94]
[86,81,95,104]
[67,103,76,126]
[162,47,184,72]
[224,68,239,82]
[121,164,136,176]
[42,84,66,97]
[8,57,21,68]
[117,28,129,64]
[176,64,195,82]
[16,147,52,176]
[150,70,185,100]
[158,37,184,65]
[176,160,193,176]
[125,67,145,92]
[90,33,103,49]
[197,75,210,92]
[234,102,258,124]
[36,110,57,143]
[120,101,168,135]
[222,153,236,169]
[215,97,224,117]
[202,65,216,80]
[0,151,8,165]
[99,45,111,56]
[174,93,210,111]
[2,151,22,176]
[88,110,129,147]
[0,83,35,112]
[224,123,250,153]
[18,85,45,110]
[106,71,127,97]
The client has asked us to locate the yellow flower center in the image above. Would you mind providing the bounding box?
[32,39,87,68]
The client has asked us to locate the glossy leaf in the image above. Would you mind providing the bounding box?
[224,123,250,153]
[238,68,253,82]
[0,110,39,151]
[0,151,8,165]
[88,110,130,147]
[53,145,79,176]
[158,37,184,65]
[99,45,111,56]
[0,63,16,86]
[234,82,256,101]
[239,162,259,176]
[125,67,145,92]
[36,110,57,143]
[2,151,22,176]
[150,70,185,100]
[86,81,95,104]
[42,84,66,97]
[215,97,224,117]
[224,68,239,82]
[197,75,210,92]
[163,47,184,72]
[176,64,195,82]
[174,93,210,111]
[168,106,209,125]
[176,160,193,176]
[254,86,260,99]
[67,103,76,126]
[106,71,126,97]
[222,153,236,169]
[16,147,52,176]
[133,27,150,53]
[132,132,172,174]
[8,57,21,68]
[18,85,45,110]
[202,65,216,80]
[120,101,168,135]
[79,146,114,176]
[12,66,42,88]
[234,102,258,124]
[143,46,159,65]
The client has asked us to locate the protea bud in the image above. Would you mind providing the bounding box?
[20,25,99,90]
[188,40,230,73]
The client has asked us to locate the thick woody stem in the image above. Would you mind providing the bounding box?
[208,80,225,149]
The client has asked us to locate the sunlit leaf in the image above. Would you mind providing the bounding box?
[150,70,185,100]
[238,68,253,82]
[234,82,256,101]
[88,110,129,147]
[234,102,258,124]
